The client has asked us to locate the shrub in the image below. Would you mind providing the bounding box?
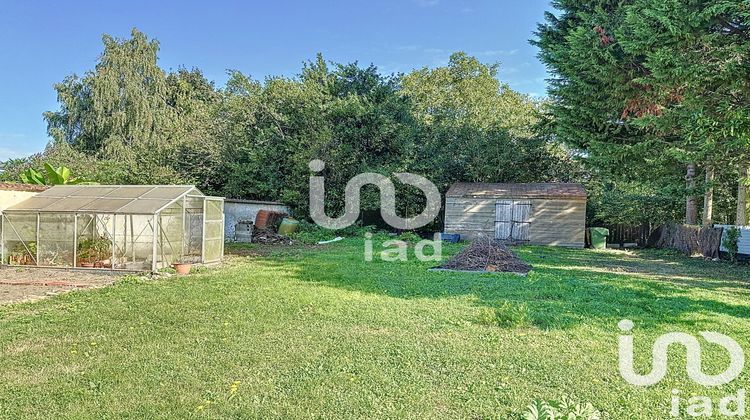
[722,226,741,263]
[397,231,421,243]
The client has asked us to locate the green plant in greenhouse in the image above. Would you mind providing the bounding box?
[8,241,36,266]
[77,237,112,264]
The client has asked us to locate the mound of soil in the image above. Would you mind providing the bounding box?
[439,237,532,274]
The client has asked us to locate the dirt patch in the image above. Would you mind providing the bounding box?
[438,238,532,274]
[0,267,121,305]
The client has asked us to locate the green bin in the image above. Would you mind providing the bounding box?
[590,227,609,249]
[278,218,300,235]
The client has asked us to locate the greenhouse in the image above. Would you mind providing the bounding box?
[0,185,224,271]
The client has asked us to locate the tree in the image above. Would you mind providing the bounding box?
[44,29,197,184]
[400,52,576,191]
[618,0,750,224]
[534,0,749,226]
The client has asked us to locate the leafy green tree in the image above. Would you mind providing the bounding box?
[43,29,211,185]
[165,68,223,191]
[534,0,749,226]
[401,52,577,191]
[617,0,750,224]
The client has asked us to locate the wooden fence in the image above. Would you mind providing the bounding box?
[599,223,654,248]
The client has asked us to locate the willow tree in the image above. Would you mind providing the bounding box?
[45,29,186,183]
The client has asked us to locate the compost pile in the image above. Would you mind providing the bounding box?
[251,229,294,245]
[440,237,532,274]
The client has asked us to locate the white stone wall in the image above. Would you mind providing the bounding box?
[224,200,290,241]
[0,190,38,211]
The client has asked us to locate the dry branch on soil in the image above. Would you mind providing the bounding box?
[252,229,294,245]
[440,237,532,273]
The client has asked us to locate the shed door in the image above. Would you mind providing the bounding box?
[511,201,531,241]
[495,200,531,241]
[494,200,513,240]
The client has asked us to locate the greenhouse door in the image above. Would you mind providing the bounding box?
[202,197,224,263]
[494,200,531,241]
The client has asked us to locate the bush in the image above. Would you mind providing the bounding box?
[397,231,421,243]
[722,226,741,263]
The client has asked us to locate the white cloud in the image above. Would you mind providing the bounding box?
[0,146,36,161]
[477,49,519,57]
[0,134,43,161]
[413,0,439,6]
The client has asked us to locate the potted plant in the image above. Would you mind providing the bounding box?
[77,237,112,268]
[172,258,193,275]
[9,242,36,266]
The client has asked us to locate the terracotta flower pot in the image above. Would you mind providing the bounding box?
[173,263,192,275]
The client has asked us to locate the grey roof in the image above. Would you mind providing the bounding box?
[446,182,586,199]
[3,185,203,214]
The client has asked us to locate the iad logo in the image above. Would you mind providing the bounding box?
[618,319,744,387]
[308,159,441,230]
[617,319,746,417]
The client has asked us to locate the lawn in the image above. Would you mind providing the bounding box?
[0,238,748,418]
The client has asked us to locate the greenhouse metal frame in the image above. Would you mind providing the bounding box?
[1,185,224,272]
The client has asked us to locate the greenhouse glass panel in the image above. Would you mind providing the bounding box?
[69,186,119,197]
[79,198,131,213]
[203,198,224,263]
[184,196,204,259]
[75,213,115,268]
[142,186,194,200]
[111,214,154,270]
[38,214,75,267]
[156,201,185,268]
[116,199,171,214]
[103,186,155,198]
[2,213,37,266]
[7,197,59,211]
[43,197,97,212]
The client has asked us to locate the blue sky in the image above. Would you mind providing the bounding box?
[0,0,552,161]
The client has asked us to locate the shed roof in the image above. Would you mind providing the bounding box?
[446,182,586,199]
[3,185,203,214]
[0,183,49,192]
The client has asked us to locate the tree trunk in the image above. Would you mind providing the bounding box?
[736,165,749,225]
[685,163,697,225]
[702,166,714,227]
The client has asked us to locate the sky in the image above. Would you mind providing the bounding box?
[0,0,553,161]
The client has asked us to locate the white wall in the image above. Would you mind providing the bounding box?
[0,190,38,211]
[224,200,289,241]
[715,224,750,255]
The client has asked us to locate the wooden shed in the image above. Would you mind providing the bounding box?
[444,183,587,247]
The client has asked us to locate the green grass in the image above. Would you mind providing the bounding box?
[0,239,748,418]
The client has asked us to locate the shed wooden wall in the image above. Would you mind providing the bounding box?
[444,197,586,247]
